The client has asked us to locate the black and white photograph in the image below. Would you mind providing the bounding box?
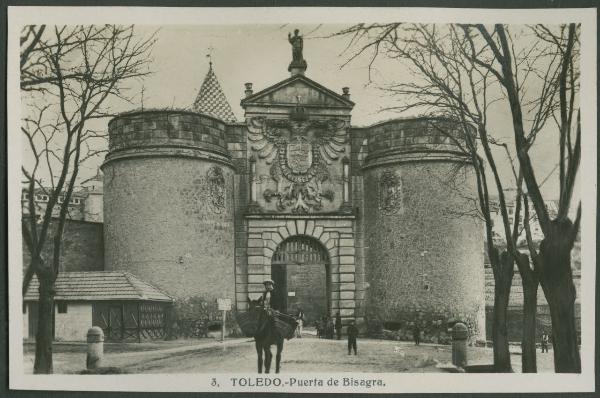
[6,6,597,394]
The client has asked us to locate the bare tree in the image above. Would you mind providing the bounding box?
[20,24,156,374]
[464,23,581,373]
[334,22,572,372]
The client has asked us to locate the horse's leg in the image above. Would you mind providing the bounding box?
[255,340,263,374]
[275,340,283,374]
[264,346,272,374]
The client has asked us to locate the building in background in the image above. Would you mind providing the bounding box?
[485,196,581,341]
[21,168,104,223]
[23,272,173,342]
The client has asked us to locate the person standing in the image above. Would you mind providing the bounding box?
[326,316,335,339]
[335,311,343,340]
[541,332,549,353]
[413,321,421,346]
[296,308,305,338]
[347,320,358,355]
[317,316,325,339]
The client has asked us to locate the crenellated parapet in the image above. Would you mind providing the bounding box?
[102,109,236,301]
[362,117,473,170]
[105,110,232,168]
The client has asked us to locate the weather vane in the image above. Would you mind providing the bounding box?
[206,45,215,67]
[140,85,146,111]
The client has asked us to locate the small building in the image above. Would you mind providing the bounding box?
[24,271,174,342]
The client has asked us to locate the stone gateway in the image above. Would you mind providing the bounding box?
[102,31,485,341]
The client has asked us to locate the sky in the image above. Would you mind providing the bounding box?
[26,23,580,203]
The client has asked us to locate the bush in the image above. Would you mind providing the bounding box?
[167,296,241,339]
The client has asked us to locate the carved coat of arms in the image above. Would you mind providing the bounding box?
[379,170,402,215]
[286,138,312,174]
[207,166,226,214]
[247,117,347,212]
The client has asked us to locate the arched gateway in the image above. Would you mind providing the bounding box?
[271,236,330,323]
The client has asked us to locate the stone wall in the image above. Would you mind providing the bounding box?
[484,265,581,341]
[103,110,236,302]
[107,109,228,158]
[22,219,104,273]
[361,118,485,340]
[54,303,93,341]
[240,216,359,326]
[227,123,251,314]
[349,127,368,325]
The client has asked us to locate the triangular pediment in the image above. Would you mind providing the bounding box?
[241,75,354,109]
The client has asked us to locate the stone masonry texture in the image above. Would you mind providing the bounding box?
[362,118,485,341]
[93,75,487,341]
[22,219,104,273]
[103,111,235,303]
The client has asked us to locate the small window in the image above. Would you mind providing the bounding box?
[22,303,26,314]
[57,302,67,314]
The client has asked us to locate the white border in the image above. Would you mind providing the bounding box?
[7,6,597,393]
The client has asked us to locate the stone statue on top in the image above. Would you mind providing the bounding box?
[288,29,307,74]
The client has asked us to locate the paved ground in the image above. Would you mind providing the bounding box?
[23,333,556,374]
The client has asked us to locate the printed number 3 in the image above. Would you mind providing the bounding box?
[211,378,219,387]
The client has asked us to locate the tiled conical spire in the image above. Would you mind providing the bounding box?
[193,62,237,123]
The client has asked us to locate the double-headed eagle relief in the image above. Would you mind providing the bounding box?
[247,117,348,213]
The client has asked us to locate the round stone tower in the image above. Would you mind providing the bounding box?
[362,117,485,341]
[102,110,235,301]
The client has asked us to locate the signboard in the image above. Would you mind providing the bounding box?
[288,291,296,297]
[217,298,232,311]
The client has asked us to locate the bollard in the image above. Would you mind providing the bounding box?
[86,326,104,370]
[451,322,468,368]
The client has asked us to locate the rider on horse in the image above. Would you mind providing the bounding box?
[260,279,275,310]
[235,279,298,374]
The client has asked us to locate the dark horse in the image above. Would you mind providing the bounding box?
[251,299,284,374]
[237,298,297,374]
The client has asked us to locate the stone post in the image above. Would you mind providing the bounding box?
[342,87,350,100]
[86,326,104,370]
[451,322,468,368]
[245,82,253,97]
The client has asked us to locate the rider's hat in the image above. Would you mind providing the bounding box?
[263,279,275,286]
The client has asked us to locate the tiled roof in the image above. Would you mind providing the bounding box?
[192,63,237,123]
[24,272,174,302]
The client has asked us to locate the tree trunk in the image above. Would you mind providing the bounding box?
[521,275,538,373]
[491,251,514,372]
[33,275,54,374]
[538,225,580,373]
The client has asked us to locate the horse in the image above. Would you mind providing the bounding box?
[238,298,291,374]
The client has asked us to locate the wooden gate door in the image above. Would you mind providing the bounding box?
[271,236,330,323]
[109,305,124,340]
[93,303,124,341]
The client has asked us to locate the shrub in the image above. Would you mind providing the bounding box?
[167,296,241,339]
